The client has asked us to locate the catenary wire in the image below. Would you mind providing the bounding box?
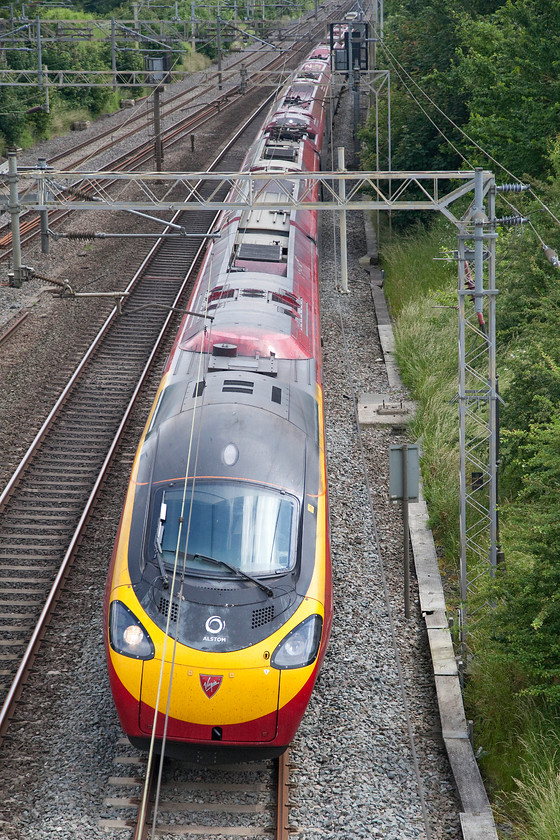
[376,31,560,238]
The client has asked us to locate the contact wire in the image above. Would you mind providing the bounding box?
[135,269,213,837]
[150,277,214,839]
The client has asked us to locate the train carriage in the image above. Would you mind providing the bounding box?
[104,45,333,762]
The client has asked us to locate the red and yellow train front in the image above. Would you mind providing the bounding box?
[105,379,331,759]
[107,580,329,755]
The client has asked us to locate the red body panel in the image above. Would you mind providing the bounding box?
[107,648,327,749]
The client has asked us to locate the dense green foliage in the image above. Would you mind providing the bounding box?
[370,0,560,828]
[363,0,560,179]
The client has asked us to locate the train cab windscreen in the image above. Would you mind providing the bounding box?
[151,482,298,577]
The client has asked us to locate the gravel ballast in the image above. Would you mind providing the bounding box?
[0,46,464,840]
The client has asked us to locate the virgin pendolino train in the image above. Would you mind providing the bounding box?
[104,45,333,762]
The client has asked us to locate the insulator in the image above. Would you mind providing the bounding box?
[496,183,529,192]
[62,232,98,241]
[495,215,530,226]
[61,185,96,201]
[543,245,560,267]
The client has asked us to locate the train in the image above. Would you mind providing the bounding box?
[104,44,333,762]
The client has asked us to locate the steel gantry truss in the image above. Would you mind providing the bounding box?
[456,170,500,647]
[0,9,325,88]
[0,163,499,640]
[2,165,488,217]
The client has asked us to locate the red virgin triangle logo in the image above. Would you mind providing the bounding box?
[200,674,223,698]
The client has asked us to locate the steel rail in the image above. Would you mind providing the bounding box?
[0,312,28,347]
[276,749,292,840]
[0,234,208,742]
[43,40,286,171]
[128,754,291,838]
[46,48,271,168]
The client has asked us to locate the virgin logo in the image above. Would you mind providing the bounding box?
[200,674,223,699]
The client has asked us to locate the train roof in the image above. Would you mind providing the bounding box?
[179,257,316,358]
[139,374,319,499]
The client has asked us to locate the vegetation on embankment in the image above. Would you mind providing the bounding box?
[380,205,560,835]
[362,0,560,840]
[0,0,314,154]
[363,2,560,837]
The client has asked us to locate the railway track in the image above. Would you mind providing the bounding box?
[101,746,292,838]
[0,102,274,744]
[0,73,265,258]
[45,50,274,170]
[0,12,339,260]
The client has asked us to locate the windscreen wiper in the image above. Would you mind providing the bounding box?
[154,496,170,588]
[193,553,273,597]
[154,538,170,589]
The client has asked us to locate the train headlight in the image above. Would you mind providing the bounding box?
[109,600,155,660]
[271,615,323,670]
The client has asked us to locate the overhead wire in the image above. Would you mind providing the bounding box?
[136,265,214,837]
[376,33,560,244]
[377,40,473,169]
[150,305,212,839]
[138,9,324,829]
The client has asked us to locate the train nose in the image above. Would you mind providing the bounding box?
[139,661,280,743]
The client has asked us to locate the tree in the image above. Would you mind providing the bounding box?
[362,0,471,174]
[455,0,560,178]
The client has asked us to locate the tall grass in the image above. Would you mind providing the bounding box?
[381,214,560,836]
[380,220,454,316]
[47,105,100,139]
[380,219,461,567]
[509,725,560,840]
[176,49,212,74]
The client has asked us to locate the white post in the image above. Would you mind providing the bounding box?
[337,147,349,293]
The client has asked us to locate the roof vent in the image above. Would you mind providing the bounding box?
[222,378,254,394]
[213,343,237,357]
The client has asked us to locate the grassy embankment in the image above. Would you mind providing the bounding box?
[0,47,211,156]
[379,216,560,840]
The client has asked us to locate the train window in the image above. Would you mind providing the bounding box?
[150,482,297,576]
[146,382,188,436]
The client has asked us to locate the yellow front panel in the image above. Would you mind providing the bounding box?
[140,660,280,725]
